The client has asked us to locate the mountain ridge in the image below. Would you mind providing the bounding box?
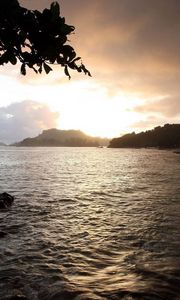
[13,128,109,147]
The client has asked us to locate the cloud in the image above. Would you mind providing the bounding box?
[10,0,180,133]
[130,95,180,133]
[0,101,59,144]
[134,96,180,118]
[19,0,180,96]
[130,115,166,132]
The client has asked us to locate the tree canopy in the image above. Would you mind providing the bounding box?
[108,124,180,148]
[0,0,91,79]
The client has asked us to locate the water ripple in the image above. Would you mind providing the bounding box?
[0,147,180,300]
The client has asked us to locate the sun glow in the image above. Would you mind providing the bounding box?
[48,80,142,138]
[0,69,143,139]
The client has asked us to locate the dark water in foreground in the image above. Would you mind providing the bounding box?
[0,147,180,300]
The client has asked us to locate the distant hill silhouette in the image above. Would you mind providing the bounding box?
[14,129,109,147]
[109,124,180,148]
[0,142,6,146]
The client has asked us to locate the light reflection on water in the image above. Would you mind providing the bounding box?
[0,147,180,300]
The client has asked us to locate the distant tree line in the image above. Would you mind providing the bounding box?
[109,124,180,148]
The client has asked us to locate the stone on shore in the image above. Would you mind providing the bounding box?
[0,192,14,209]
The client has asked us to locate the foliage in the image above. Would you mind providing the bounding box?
[109,124,180,148]
[0,0,91,78]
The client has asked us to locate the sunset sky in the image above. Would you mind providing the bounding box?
[0,0,180,143]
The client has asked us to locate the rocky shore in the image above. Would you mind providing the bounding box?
[0,192,14,209]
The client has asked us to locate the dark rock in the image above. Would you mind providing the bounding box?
[0,192,14,209]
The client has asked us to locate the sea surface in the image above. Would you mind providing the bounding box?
[0,147,180,300]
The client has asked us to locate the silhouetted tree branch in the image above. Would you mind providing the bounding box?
[0,0,91,79]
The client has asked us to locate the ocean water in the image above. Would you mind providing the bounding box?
[0,147,180,300]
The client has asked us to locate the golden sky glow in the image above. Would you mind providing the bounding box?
[0,71,144,140]
[0,0,180,143]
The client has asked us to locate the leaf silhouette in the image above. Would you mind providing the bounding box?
[64,65,71,79]
[20,63,26,75]
[43,62,53,74]
[50,1,60,21]
[0,0,90,78]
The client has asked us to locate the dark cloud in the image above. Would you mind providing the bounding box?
[87,0,180,97]
[0,101,59,144]
[18,0,180,122]
[21,1,180,87]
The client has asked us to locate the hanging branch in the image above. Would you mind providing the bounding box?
[0,0,91,78]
